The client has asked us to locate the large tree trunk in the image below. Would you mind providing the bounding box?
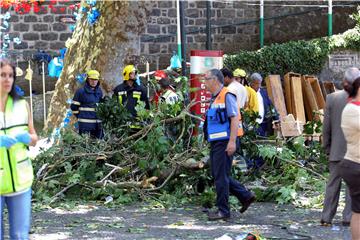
[46,0,150,129]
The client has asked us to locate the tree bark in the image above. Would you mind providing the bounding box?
[46,1,150,129]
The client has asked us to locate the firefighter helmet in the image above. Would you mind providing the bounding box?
[123,65,137,81]
[87,70,100,80]
[233,68,247,78]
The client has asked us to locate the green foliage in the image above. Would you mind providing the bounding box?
[224,13,360,76]
[96,97,132,133]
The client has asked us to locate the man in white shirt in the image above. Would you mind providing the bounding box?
[221,68,247,109]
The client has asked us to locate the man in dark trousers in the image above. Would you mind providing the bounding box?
[321,67,360,226]
[204,69,255,221]
[71,70,103,139]
[113,64,150,119]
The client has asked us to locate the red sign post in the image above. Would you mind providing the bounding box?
[190,50,224,118]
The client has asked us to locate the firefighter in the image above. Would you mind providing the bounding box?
[153,70,179,105]
[113,64,150,117]
[71,70,104,139]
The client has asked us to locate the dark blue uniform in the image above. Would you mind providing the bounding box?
[206,87,253,217]
[257,88,279,137]
[71,82,103,138]
[113,82,150,117]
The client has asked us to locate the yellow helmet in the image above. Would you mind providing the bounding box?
[123,65,137,81]
[87,70,100,80]
[233,68,246,78]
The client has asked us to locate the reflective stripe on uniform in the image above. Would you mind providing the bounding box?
[72,100,81,105]
[78,118,102,123]
[79,107,96,112]
[133,91,141,101]
[72,111,79,114]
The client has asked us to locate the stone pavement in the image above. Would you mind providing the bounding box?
[10,202,350,240]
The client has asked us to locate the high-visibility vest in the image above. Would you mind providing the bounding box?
[0,96,33,195]
[206,87,244,142]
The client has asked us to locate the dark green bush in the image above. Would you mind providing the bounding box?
[224,8,360,76]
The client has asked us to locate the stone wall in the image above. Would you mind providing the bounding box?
[141,0,357,69]
[3,0,78,96]
[3,0,358,94]
[319,50,360,88]
[24,91,53,130]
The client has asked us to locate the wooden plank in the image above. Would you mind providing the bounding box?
[265,75,287,121]
[291,77,306,123]
[284,73,293,114]
[322,81,336,96]
[308,76,325,109]
[302,75,319,121]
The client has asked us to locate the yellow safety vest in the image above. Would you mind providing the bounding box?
[0,96,33,195]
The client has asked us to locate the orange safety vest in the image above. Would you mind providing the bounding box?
[207,87,244,142]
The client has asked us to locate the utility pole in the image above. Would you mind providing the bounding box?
[260,0,264,48]
[179,0,186,76]
[328,0,333,36]
[206,0,212,50]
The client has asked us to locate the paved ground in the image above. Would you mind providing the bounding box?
[2,201,347,240]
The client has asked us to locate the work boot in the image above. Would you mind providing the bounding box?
[208,210,230,221]
[240,195,256,213]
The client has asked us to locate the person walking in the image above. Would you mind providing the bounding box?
[204,69,255,221]
[71,70,104,139]
[0,58,38,240]
[339,74,360,239]
[320,67,360,227]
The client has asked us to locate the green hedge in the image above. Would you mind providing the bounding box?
[224,9,360,76]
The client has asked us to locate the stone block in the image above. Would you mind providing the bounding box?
[161,26,167,34]
[60,33,73,41]
[186,8,199,18]
[52,23,67,31]
[149,44,160,54]
[160,44,167,53]
[9,32,20,39]
[43,15,54,23]
[222,9,235,18]
[157,17,170,25]
[189,19,195,25]
[195,19,206,26]
[55,15,73,22]
[14,41,28,50]
[13,23,30,32]
[147,24,160,34]
[221,25,236,34]
[158,1,173,8]
[212,18,229,26]
[189,2,196,8]
[213,1,225,8]
[23,33,40,41]
[151,9,161,16]
[41,33,58,41]
[35,41,49,49]
[196,1,207,9]
[33,24,49,32]
[24,15,38,22]
[8,15,19,22]
[236,9,245,18]
[194,35,207,42]
[50,41,65,50]
[167,25,177,34]
[187,36,194,43]
[168,9,176,18]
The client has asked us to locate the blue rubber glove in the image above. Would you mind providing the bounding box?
[15,132,32,145]
[0,135,18,148]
